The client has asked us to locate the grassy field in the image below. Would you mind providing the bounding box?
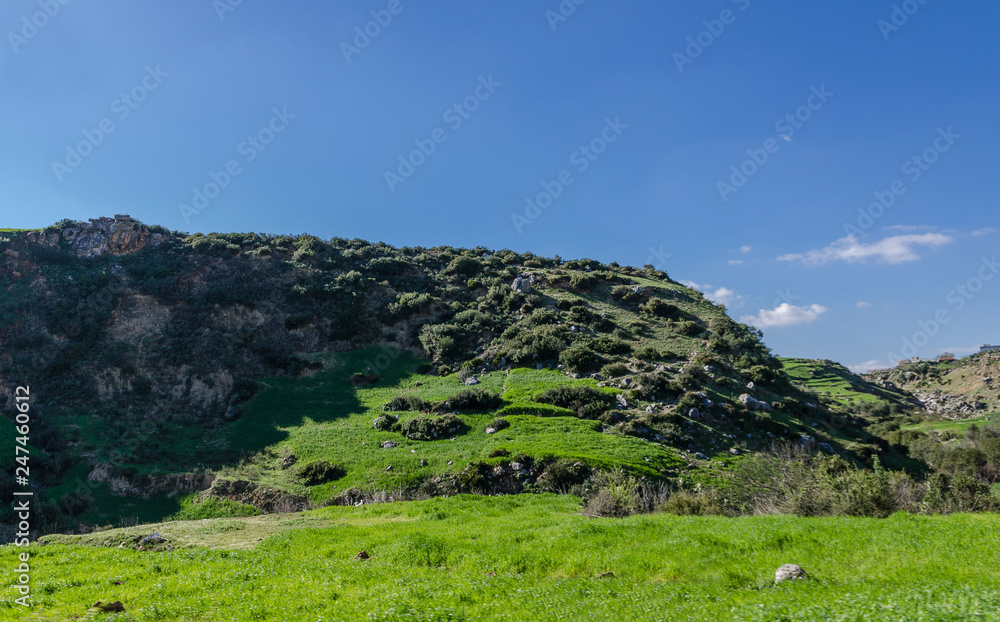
[217,347,687,503]
[902,414,998,434]
[5,494,1000,621]
[780,358,898,407]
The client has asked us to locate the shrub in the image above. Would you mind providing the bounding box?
[400,414,464,441]
[570,273,598,291]
[641,298,681,319]
[536,386,615,419]
[559,346,603,373]
[600,362,630,378]
[536,459,591,494]
[445,256,481,277]
[673,320,706,337]
[373,414,399,431]
[298,461,346,485]
[383,395,431,412]
[498,324,569,364]
[636,347,661,361]
[436,389,502,412]
[487,417,510,432]
[589,336,632,355]
[658,492,726,516]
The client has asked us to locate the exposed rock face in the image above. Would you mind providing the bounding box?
[204,479,310,513]
[914,391,987,419]
[47,215,165,257]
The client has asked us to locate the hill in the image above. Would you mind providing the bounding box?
[0,216,989,533]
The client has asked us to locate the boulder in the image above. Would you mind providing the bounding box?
[485,427,497,435]
[464,376,479,386]
[616,394,629,409]
[775,564,807,583]
[739,393,760,410]
[688,408,701,419]
[382,441,398,449]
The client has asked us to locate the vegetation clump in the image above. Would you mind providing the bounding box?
[400,414,464,441]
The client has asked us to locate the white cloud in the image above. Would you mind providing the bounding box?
[778,233,954,266]
[681,281,744,307]
[856,301,872,308]
[848,360,887,374]
[728,259,743,266]
[973,228,996,237]
[740,245,753,254]
[883,224,937,233]
[740,303,827,328]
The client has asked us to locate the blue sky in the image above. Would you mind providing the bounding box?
[2,0,997,371]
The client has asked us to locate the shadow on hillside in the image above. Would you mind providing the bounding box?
[218,345,423,464]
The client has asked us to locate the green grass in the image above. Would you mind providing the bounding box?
[902,414,998,434]
[7,494,1000,620]
[781,358,900,406]
[219,347,684,502]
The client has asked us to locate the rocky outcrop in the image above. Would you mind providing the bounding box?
[914,392,988,419]
[203,479,311,513]
[29,215,166,257]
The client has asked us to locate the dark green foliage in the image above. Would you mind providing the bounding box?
[589,336,632,355]
[298,461,346,485]
[487,418,510,432]
[559,346,603,373]
[436,389,502,412]
[640,298,681,319]
[373,414,399,431]
[536,459,591,494]
[636,346,661,361]
[498,324,569,364]
[672,320,705,337]
[384,292,437,323]
[445,256,481,277]
[600,362,630,378]
[400,414,464,441]
[569,273,598,291]
[383,395,431,412]
[536,386,614,419]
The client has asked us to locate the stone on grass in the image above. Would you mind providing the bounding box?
[775,564,807,583]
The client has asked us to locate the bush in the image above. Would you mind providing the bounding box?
[570,273,598,291]
[673,320,705,337]
[559,346,603,373]
[400,414,464,441]
[536,386,615,419]
[600,362,630,378]
[373,414,399,431]
[536,459,591,494]
[640,298,681,319]
[658,492,726,516]
[383,395,431,412]
[298,461,346,485]
[436,389,502,412]
[589,336,632,355]
[487,417,510,432]
[636,347,661,361]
